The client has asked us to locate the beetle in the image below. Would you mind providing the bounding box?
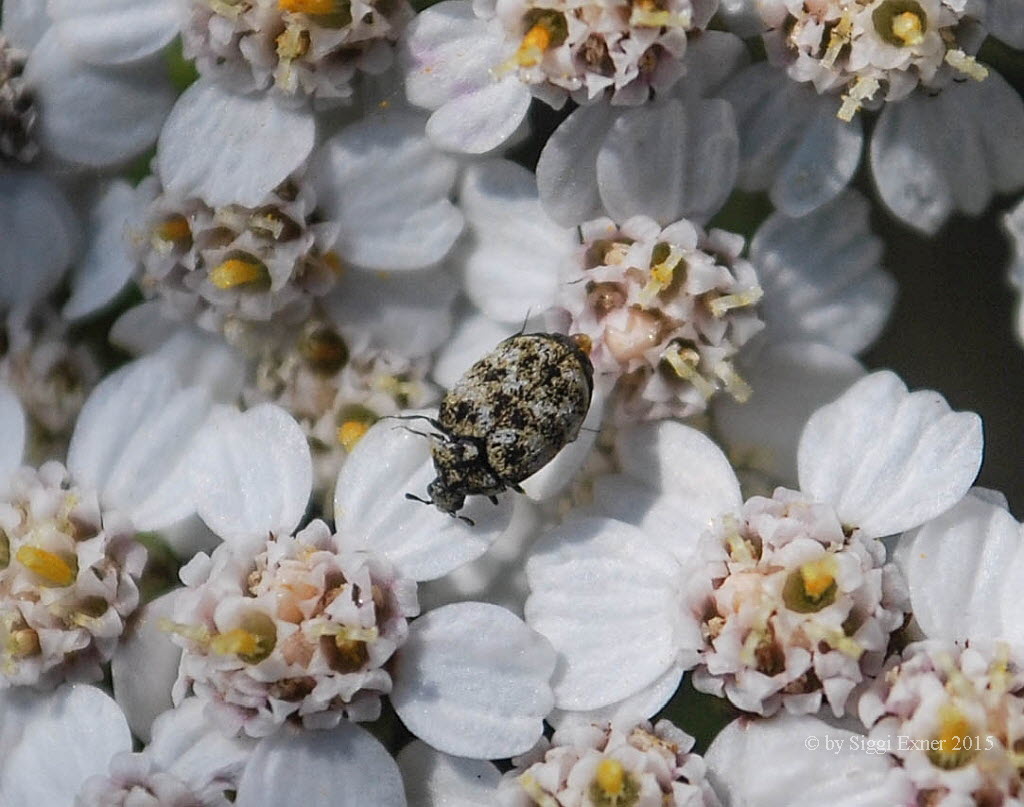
[404,332,594,521]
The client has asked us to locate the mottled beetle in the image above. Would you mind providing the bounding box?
[404,332,594,521]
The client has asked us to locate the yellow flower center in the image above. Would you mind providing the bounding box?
[278,0,336,12]
[783,556,838,613]
[595,758,625,796]
[891,11,924,45]
[209,612,277,664]
[927,702,979,769]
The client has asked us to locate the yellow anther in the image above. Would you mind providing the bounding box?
[337,420,371,451]
[945,49,988,81]
[279,0,336,12]
[16,546,76,587]
[707,286,763,317]
[629,0,690,28]
[715,361,752,403]
[154,215,191,244]
[800,557,837,600]
[838,76,880,121]
[209,256,269,290]
[638,244,683,307]
[595,758,625,796]
[517,23,552,67]
[210,628,261,658]
[822,10,854,67]
[891,11,924,45]
[663,347,717,399]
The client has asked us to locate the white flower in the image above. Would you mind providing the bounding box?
[397,718,720,806]
[0,354,218,687]
[524,371,982,718]
[0,685,250,806]
[443,160,891,430]
[170,404,555,757]
[757,0,988,117]
[400,0,719,154]
[500,718,721,807]
[721,27,1024,231]
[859,639,1024,805]
[0,0,174,168]
[704,714,914,806]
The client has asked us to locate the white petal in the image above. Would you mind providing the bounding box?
[591,419,739,565]
[677,30,751,98]
[723,64,861,216]
[401,0,530,154]
[596,98,738,225]
[2,0,51,49]
[110,301,184,355]
[895,491,1022,645]
[537,103,616,226]
[0,381,26,482]
[547,664,685,730]
[64,179,137,320]
[432,312,521,388]
[236,724,405,807]
[312,112,463,270]
[752,190,894,354]
[68,355,214,528]
[705,715,912,806]
[149,699,252,787]
[714,343,864,487]
[49,0,179,66]
[158,80,315,208]
[326,267,457,357]
[402,0,502,108]
[391,602,555,758]
[0,171,79,308]
[0,685,131,804]
[797,371,983,537]
[870,72,1024,235]
[525,518,685,710]
[334,418,513,581]
[26,30,174,167]
[111,591,181,744]
[770,101,863,217]
[398,741,501,807]
[426,76,533,155]
[189,405,312,547]
[990,0,1024,48]
[459,159,575,323]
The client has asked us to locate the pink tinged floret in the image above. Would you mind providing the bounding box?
[0,462,145,688]
[169,520,419,737]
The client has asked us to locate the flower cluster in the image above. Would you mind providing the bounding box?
[1,0,1023,802]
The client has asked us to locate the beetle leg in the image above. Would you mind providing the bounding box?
[509,483,526,494]
[487,495,498,505]
[384,414,447,432]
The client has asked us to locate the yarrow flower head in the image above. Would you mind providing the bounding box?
[135,174,341,344]
[492,0,714,106]
[559,216,762,421]
[169,519,419,736]
[692,487,907,716]
[249,319,441,504]
[500,718,721,806]
[0,462,143,688]
[759,0,988,119]
[0,355,216,688]
[0,35,36,163]
[859,640,1024,804]
[173,404,555,758]
[525,372,982,719]
[182,0,413,105]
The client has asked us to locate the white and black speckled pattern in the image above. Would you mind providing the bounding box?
[425,333,593,515]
